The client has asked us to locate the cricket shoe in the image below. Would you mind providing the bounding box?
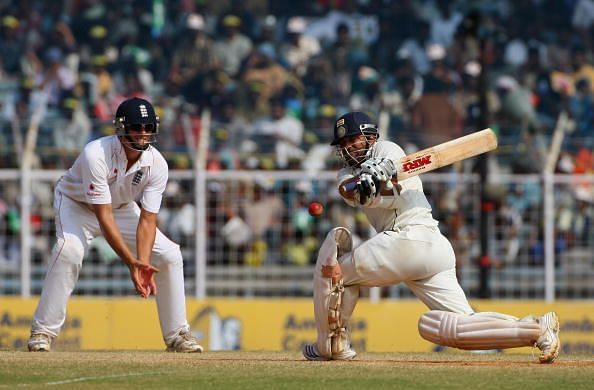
[166,329,204,353]
[303,344,357,361]
[535,312,560,363]
[28,332,52,352]
[332,347,357,360]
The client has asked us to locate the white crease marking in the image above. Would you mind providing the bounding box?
[3,371,164,387]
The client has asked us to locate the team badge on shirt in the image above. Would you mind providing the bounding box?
[87,183,101,197]
[132,171,144,185]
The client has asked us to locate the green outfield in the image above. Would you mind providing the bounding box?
[1,351,593,389]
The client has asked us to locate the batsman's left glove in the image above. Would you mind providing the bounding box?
[360,157,397,184]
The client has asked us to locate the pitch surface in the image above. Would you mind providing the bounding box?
[1,351,593,388]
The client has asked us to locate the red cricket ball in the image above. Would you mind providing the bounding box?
[308,202,324,217]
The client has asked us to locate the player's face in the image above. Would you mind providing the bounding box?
[123,123,156,151]
[338,134,373,167]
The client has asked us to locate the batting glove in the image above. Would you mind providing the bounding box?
[360,158,397,184]
[357,173,379,206]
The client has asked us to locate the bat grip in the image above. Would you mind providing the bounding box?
[343,181,358,192]
[342,176,395,192]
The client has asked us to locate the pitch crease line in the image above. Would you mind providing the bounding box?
[44,371,164,386]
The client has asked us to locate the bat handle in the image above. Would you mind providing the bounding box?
[343,181,359,192]
[342,176,395,193]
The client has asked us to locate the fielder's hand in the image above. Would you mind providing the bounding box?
[360,158,397,189]
[128,260,159,298]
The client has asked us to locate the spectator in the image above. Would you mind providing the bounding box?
[38,47,77,106]
[168,13,218,95]
[568,78,594,148]
[214,15,253,77]
[209,96,250,170]
[241,47,295,118]
[240,179,284,265]
[412,45,462,148]
[396,20,432,75]
[425,0,463,49]
[217,0,257,40]
[324,22,367,107]
[570,45,594,94]
[0,15,24,75]
[251,96,305,169]
[53,96,91,153]
[253,14,280,60]
[494,75,543,167]
[279,16,321,77]
[87,55,115,121]
[350,65,382,112]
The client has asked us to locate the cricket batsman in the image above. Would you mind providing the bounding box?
[303,111,560,363]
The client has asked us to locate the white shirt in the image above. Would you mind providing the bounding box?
[306,10,379,45]
[252,115,305,168]
[56,135,168,213]
[337,140,438,232]
[280,35,321,76]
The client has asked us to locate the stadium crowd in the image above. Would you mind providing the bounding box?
[0,0,593,171]
[1,0,594,288]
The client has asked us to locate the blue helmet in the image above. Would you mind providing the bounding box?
[331,111,379,167]
[114,97,159,151]
[331,111,379,146]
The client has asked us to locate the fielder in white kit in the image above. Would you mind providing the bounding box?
[303,111,560,363]
[28,97,203,353]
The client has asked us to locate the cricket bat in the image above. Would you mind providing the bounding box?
[340,128,497,194]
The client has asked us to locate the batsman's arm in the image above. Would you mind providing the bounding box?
[340,128,497,194]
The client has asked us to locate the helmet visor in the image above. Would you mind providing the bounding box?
[114,119,159,151]
[126,123,157,133]
[336,134,376,167]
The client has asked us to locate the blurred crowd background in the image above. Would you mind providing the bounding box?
[1,0,594,297]
[1,0,593,172]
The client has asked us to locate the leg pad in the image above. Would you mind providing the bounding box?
[418,310,541,350]
[313,227,353,358]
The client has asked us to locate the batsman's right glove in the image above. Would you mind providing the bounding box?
[360,157,397,184]
[357,173,379,206]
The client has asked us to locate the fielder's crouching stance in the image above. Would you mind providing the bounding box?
[303,112,560,363]
[28,97,203,353]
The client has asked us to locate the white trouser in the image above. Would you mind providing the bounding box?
[339,225,474,314]
[31,192,190,344]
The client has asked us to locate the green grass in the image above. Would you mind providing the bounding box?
[1,351,593,389]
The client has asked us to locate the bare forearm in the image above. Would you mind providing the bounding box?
[136,216,156,264]
[93,205,136,266]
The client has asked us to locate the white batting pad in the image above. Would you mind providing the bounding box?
[313,227,353,357]
[334,227,353,257]
[418,310,541,350]
[330,285,359,356]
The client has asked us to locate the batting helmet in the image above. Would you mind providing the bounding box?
[114,97,159,151]
[331,111,379,167]
[331,111,379,146]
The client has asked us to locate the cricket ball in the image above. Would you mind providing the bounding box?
[308,202,324,217]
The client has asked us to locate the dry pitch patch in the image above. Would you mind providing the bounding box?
[1,351,593,389]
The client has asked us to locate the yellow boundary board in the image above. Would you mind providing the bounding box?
[1,298,593,354]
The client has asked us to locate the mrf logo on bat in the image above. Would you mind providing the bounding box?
[401,154,433,173]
